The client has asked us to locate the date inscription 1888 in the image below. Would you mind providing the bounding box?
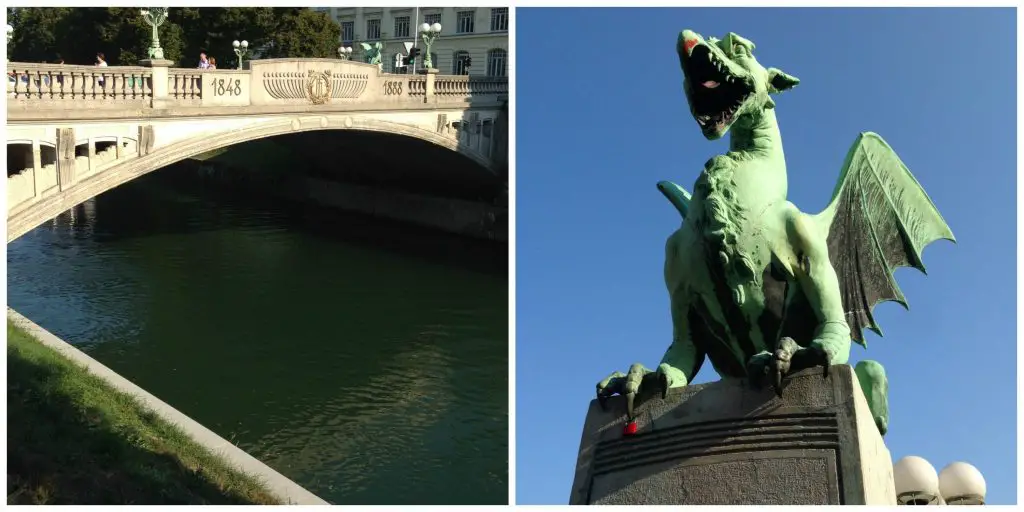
[213,78,243,97]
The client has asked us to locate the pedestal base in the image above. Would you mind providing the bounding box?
[569,366,895,505]
[139,58,174,68]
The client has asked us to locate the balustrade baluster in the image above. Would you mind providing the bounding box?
[12,69,22,99]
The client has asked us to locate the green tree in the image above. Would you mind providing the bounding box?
[171,7,285,67]
[262,9,341,60]
[8,7,74,63]
[8,7,340,67]
[10,7,184,65]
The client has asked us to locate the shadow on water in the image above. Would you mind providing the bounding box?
[60,164,506,277]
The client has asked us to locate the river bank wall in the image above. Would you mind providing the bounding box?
[7,308,329,505]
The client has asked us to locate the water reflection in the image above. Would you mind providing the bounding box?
[7,169,508,504]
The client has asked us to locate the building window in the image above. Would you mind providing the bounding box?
[394,16,410,38]
[366,19,381,40]
[456,11,474,34]
[340,21,354,45]
[486,48,506,77]
[490,8,508,31]
[424,13,442,26]
[453,50,471,75]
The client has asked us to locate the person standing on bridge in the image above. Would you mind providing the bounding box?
[208,57,217,69]
[53,54,65,87]
[95,52,107,89]
[198,52,210,69]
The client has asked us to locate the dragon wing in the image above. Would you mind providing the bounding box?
[359,42,372,51]
[813,132,955,347]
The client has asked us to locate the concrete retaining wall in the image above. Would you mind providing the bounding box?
[7,308,329,505]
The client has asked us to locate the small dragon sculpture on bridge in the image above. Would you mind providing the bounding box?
[597,30,955,436]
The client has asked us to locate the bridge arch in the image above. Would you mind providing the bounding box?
[8,114,496,242]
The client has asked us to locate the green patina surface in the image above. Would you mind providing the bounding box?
[360,42,383,65]
[597,30,955,436]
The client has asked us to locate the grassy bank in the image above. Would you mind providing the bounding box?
[7,321,281,505]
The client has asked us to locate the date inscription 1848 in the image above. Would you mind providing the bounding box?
[213,78,243,97]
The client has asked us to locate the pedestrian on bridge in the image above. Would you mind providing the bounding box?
[95,52,107,89]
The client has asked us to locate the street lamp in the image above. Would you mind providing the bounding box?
[894,456,987,505]
[337,46,353,60]
[6,24,13,59]
[939,462,987,505]
[418,22,442,70]
[139,8,169,60]
[232,39,249,70]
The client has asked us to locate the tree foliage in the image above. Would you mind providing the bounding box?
[8,7,340,67]
[263,9,342,60]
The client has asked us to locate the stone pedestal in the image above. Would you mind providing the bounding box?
[570,365,896,505]
[139,58,174,109]
[423,68,439,102]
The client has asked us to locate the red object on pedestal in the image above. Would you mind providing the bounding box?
[623,420,638,436]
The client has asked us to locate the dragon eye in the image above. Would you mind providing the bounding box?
[733,44,746,55]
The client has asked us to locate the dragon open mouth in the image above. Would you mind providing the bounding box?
[683,44,753,133]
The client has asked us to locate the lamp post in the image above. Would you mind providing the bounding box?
[418,22,441,70]
[894,456,987,505]
[232,39,249,70]
[6,24,13,60]
[139,8,169,60]
[337,46,353,60]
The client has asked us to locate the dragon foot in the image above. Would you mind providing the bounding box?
[596,363,676,420]
[854,360,890,436]
[747,337,830,396]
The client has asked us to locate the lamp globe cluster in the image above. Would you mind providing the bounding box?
[420,22,442,34]
[894,456,986,505]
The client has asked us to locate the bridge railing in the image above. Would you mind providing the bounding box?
[7,59,507,114]
[7,63,154,103]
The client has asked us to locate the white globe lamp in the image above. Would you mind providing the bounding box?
[939,462,986,505]
[894,456,941,505]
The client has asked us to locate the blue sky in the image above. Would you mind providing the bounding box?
[515,7,1016,505]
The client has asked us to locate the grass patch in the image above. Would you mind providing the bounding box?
[7,321,282,505]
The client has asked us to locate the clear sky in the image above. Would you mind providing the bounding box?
[515,7,1016,505]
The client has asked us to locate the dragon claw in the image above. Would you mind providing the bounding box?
[596,363,666,420]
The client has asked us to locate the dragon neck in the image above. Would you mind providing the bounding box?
[728,108,785,165]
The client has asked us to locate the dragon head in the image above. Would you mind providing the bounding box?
[677,30,800,140]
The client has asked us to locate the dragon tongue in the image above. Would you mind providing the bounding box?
[702,81,720,89]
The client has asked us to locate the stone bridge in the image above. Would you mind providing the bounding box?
[6,58,508,242]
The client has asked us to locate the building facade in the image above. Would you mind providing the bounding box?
[312,7,508,77]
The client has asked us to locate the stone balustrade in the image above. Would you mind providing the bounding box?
[7,63,154,103]
[7,58,508,117]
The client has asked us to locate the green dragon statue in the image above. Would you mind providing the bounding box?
[360,42,384,67]
[596,30,955,436]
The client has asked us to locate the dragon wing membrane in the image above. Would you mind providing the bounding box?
[814,132,956,347]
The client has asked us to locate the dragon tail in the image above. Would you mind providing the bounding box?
[657,180,692,219]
